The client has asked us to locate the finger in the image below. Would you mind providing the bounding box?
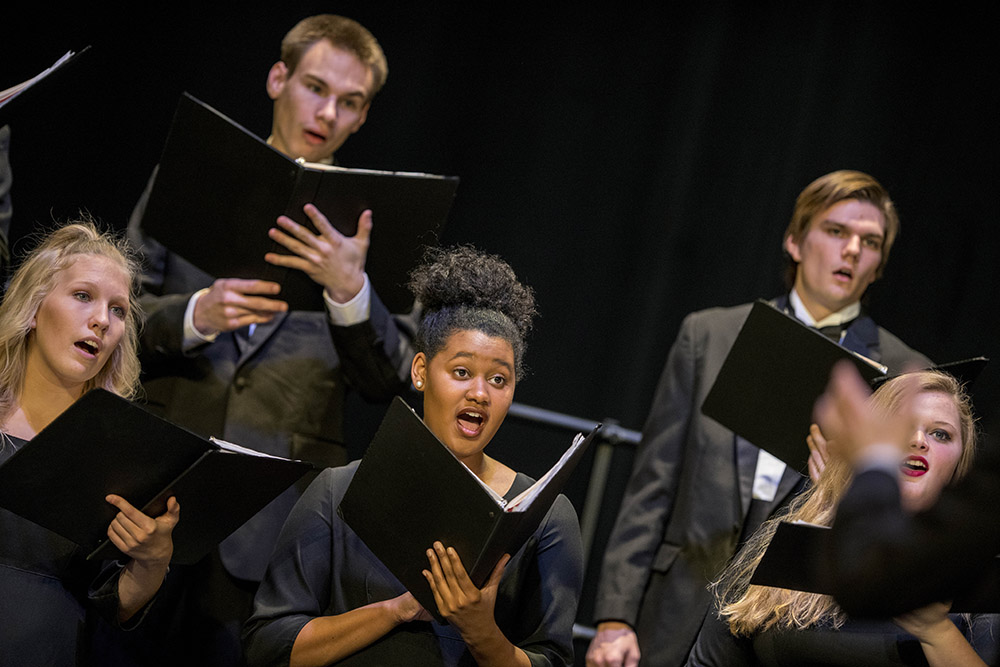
[106,494,154,529]
[353,209,373,243]
[302,203,342,240]
[219,278,283,297]
[443,545,480,596]
[106,494,156,542]
[486,553,510,588]
[264,251,318,274]
[217,311,280,333]
[424,547,452,610]
[234,294,289,314]
[269,224,321,259]
[807,454,820,483]
[107,519,136,552]
[433,542,461,593]
[159,496,181,529]
[422,567,446,614]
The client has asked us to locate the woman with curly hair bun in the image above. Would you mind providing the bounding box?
[245,245,583,666]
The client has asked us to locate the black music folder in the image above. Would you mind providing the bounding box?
[701,300,887,472]
[338,396,601,622]
[752,521,1000,613]
[0,389,312,564]
[701,301,989,473]
[139,92,460,312]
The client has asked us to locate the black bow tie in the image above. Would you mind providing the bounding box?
[816,321,855,342]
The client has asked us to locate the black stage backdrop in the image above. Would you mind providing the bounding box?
[3,2,997,654]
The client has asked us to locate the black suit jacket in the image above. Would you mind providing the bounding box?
[128,169,416,581]
[829,432,1000,618]
[592,297,931,666]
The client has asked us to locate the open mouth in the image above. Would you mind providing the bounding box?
[304,129,327,145]
[457,410,485,437]
[900,456,928,477]
[833,267,853,281]
[75,340,99,357]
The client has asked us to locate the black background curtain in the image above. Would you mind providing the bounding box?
[3,2,996,648]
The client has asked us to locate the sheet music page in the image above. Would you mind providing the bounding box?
[506,432,585,512]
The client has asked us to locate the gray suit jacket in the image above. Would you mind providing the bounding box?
[593,298,930,666]
[128,170,415,581]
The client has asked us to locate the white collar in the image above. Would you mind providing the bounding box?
[789,289,860,329]
[264,135,335,165]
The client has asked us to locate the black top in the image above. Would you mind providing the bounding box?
[244,460,584,666]
[686,600,1000,666]
[0,433,132,667]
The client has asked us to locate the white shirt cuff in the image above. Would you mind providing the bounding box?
[324,273,371,326]
[183,289,219,351]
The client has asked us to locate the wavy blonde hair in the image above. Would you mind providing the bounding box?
[712,370,977,635]
[0,220,142,424]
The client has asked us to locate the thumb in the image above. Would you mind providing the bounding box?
[355,209,373,241]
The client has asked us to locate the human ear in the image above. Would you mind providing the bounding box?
[411,353,427,391]
[784,234,802,262]
[266,61,289,100]
[350,102,371,134]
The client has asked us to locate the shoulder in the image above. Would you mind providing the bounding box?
[669,302,756,357]
[303,460,362,506]
[508,472,581,534]
[679,301,755,335]
[874,324,931,367]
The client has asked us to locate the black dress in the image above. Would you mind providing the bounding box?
[244,460,585,666]
[0,434,133,667]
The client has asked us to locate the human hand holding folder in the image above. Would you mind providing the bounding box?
[192,278,286,336]
[266,203,371,304]
[423,543,510,638]
[110,494,180,620]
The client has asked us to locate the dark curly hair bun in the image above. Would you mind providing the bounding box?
[408,244,537,378]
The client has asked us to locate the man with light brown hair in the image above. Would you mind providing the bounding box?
[121,14,415,667]
[587,170,931,667]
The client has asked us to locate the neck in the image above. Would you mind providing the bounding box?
[5,377,83,439]
[461,453,515,497]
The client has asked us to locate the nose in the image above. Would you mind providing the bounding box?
[317,96,338,123]
[909,430,929,451]
[466,377,490,405]
[90,304,110,334]
[842,234,862,260]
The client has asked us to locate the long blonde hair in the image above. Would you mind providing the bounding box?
[712,370,977,635]
[0,220,143,424]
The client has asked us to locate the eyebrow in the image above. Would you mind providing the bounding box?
[821,220,885,239]
[447,351,514,373]
[302,74,368,100]
[70,280,129,304]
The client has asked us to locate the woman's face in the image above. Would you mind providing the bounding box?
[412,329,515,465]
[26,254,130,393]
[898,390,964,512]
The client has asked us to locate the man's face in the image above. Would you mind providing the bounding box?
[784,199,885,320]
[266,39,373,163]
